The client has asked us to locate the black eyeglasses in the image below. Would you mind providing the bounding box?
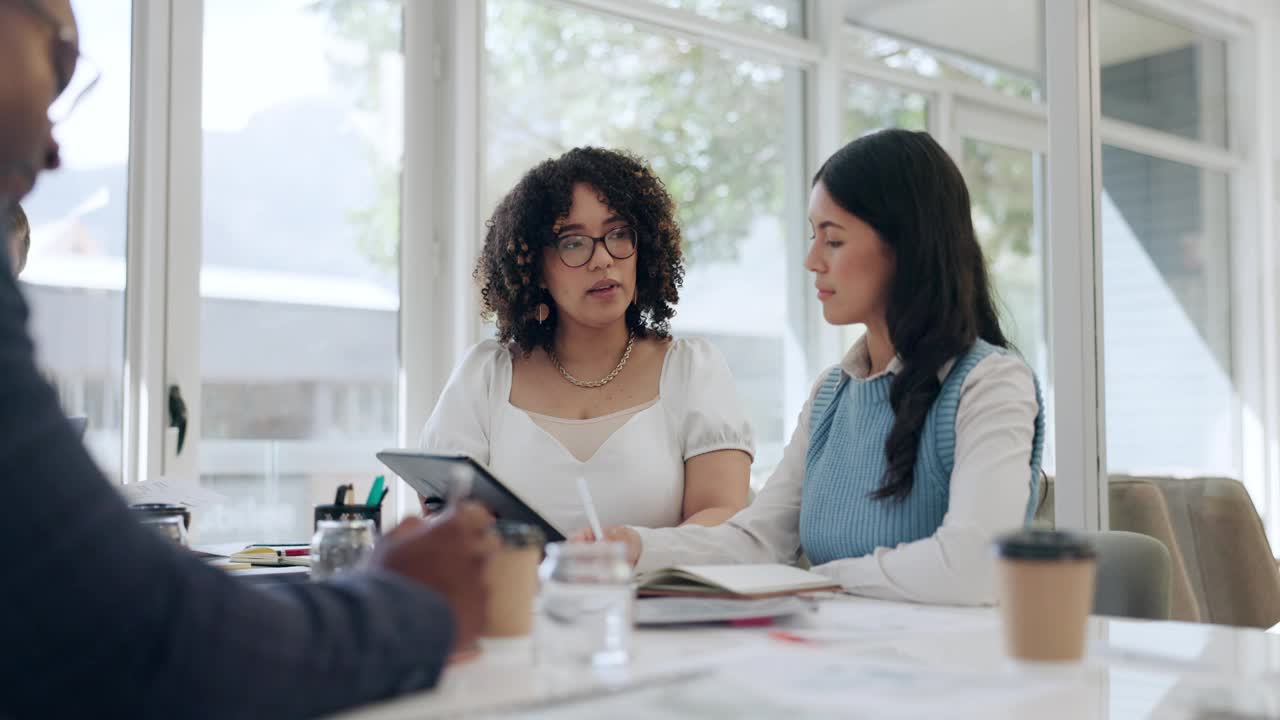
[554,226,638,268]
[18,0,99,125]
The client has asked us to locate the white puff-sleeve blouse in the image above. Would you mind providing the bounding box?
[419,337,755,535]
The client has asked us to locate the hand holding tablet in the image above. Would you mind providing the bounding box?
[375,450,567,543]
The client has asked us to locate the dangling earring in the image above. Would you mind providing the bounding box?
[536,303,550,324]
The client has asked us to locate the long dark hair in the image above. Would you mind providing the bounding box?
[814,129,1010,501]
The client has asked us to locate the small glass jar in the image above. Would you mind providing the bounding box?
[142,514,189,547]
[131,503,191,547]
[310,519,376,581]
[535,541,633,667]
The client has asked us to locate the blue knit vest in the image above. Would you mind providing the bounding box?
[799,339,1045,566]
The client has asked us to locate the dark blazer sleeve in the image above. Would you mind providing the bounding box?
[0,256,453,720]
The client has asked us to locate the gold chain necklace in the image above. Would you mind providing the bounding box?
[550,333,636,389]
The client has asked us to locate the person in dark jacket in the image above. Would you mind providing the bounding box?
[0,2,496,718]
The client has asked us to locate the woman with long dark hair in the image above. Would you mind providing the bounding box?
[578,130,1045,605]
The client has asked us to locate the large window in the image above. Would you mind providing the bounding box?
[194,0,403,543]
[1102,150,1235,477]
[960,137,1053,470]
[485,0,809,482]
[842,0,1044,103]
[845,77,928,141]
[1098,2,1228,147]
[18,0,132,482]
[835,0,1267,542]
[644,0,805,35]
[961,139,1046,382]
[20,0,1273,554]
[1098,5,1240,482]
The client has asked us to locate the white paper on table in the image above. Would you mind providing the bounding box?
[330,657,722,720]
[508,647,1078,720]
[635,596,815,625]
[796,597,999,637]
[118,476,226,511]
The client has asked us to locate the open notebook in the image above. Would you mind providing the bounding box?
[635,564,841,599]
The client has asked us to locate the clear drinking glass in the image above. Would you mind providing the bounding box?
[535,541,634,667]
[310,519,376,581]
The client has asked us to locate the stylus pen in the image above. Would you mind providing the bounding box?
[576,476,605,541]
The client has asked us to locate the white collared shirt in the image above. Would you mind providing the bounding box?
[633,335,1040,606]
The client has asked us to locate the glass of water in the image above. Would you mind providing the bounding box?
[310,519,376,581]
[535,541,634,667]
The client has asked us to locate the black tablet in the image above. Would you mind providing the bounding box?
[375,449,566,543]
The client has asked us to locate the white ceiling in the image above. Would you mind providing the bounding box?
[844,0,1198,77]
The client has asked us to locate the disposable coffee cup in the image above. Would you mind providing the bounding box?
[994,529,1097,662]
[483,522,545,638]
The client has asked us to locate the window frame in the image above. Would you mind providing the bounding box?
[841,0,1272,536]
[475,0,825,470]
[104,0,1276,544]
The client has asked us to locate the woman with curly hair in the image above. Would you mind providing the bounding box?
[581,130,1046,606]
[420,147,753,534]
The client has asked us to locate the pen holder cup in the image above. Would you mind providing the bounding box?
[315,504,383,533]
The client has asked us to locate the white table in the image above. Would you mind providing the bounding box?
[332,596,1280,719]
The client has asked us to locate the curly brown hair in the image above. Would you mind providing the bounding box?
[476,147,685,354]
